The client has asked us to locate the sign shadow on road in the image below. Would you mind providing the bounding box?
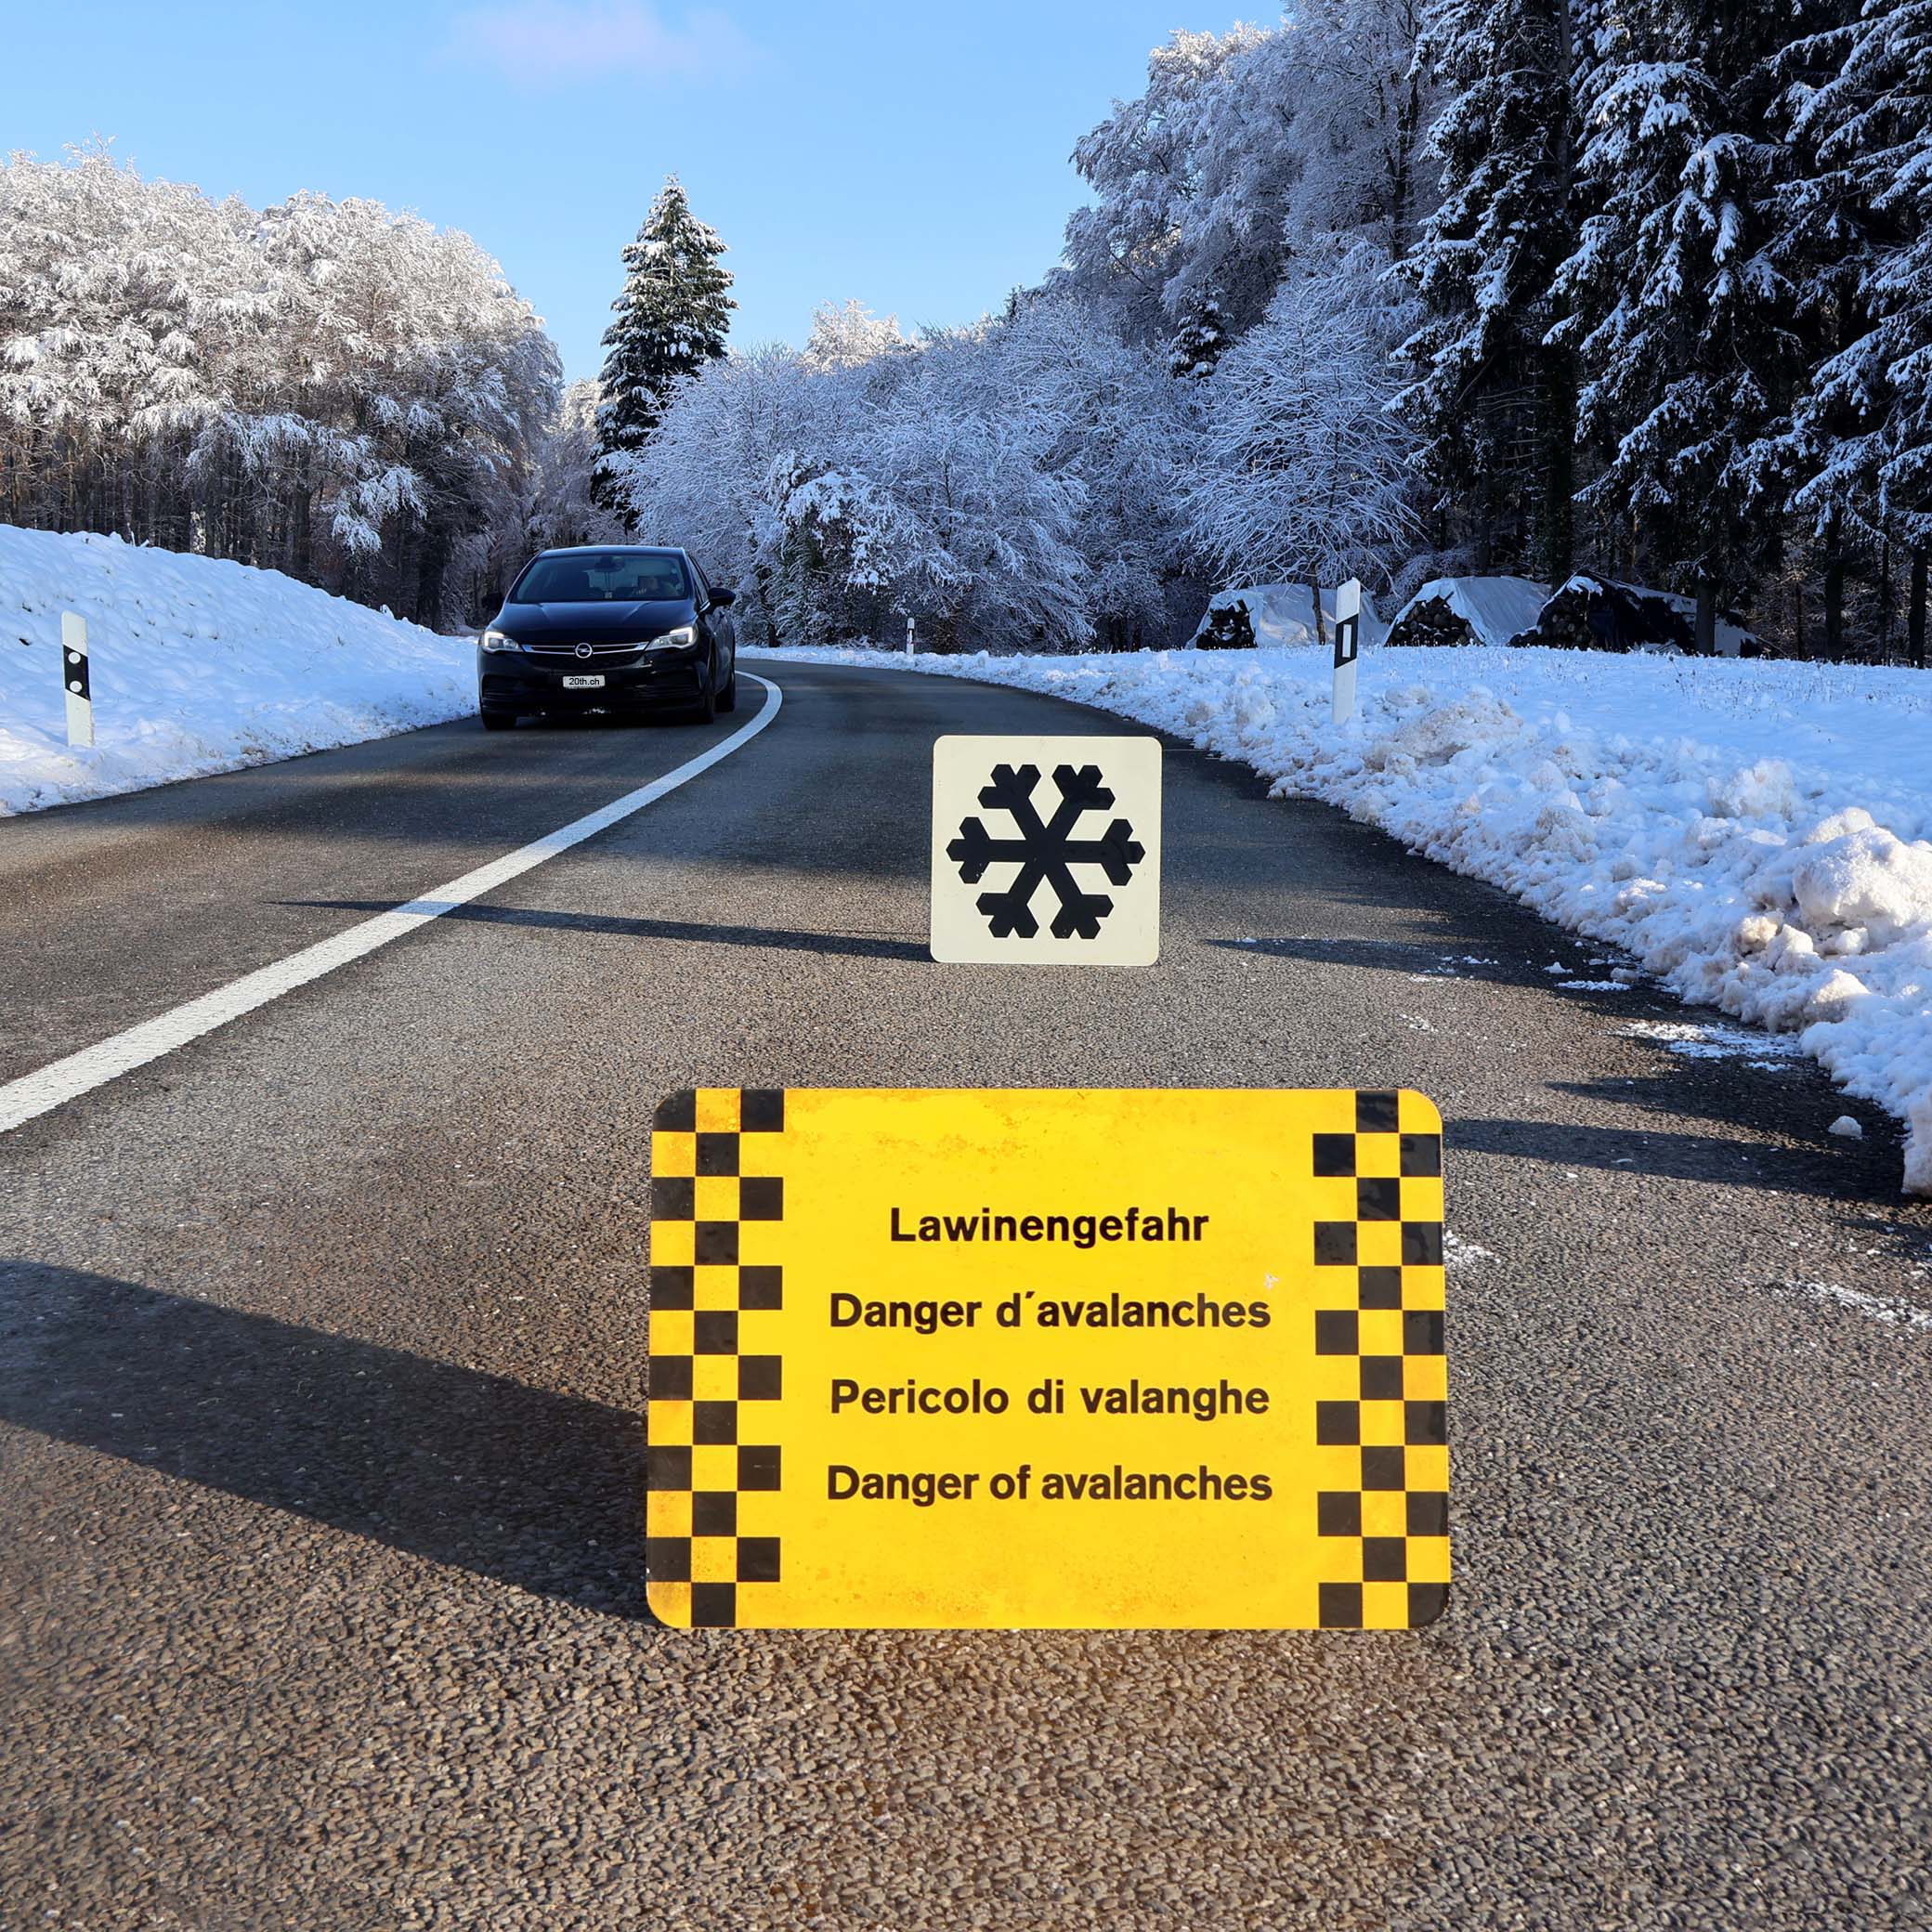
[0,1261,656,1619]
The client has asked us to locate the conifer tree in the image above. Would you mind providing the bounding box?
[1554,0,1800,650]
[1168,296,1229,378]
[594,176,735,493]
[1397,0,1583,582]
[1782,0,1932,660]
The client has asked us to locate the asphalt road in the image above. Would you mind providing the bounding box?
[2,661,1928,1931]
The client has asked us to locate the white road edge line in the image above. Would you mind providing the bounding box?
[0,673,784,1138]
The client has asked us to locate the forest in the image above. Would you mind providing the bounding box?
[6,0,1932,659]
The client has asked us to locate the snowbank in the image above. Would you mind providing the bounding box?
[0,526,474,814]
[750,639,1932,1194]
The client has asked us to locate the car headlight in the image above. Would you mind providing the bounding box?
[479,628,521,653]
[646,625,699,652]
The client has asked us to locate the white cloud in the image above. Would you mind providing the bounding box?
[447,1,756,85]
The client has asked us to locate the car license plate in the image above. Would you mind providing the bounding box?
[561,673,606,689]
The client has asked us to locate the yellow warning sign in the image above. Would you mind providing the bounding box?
[646,1088,1449,1631]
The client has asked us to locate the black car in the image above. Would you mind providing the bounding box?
[476,545,738,728]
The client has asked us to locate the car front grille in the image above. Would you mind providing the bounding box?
[523,640,647,662]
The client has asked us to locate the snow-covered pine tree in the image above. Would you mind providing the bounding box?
[1554,0,1802,651]
[1397,0,1583,582]
[594,176,735,501]
[1781,0,1932,663]
[1759,1,1864,633]
[1168,296,1229,377]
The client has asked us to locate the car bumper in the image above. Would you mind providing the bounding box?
[477,652,705,712]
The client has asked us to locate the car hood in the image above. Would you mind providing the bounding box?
[497,598,695,642]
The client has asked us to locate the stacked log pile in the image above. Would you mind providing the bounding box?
[1384,593,1476,648]
[1534,576,1693,653]
[1198,601,1258,649]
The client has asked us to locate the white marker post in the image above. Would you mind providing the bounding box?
[906,615,916,658]
[1332,579,1362,726]
[61,612,93,748]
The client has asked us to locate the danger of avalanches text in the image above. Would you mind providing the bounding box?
[826,1381,1276,1508]
[828,1465,1273,1506]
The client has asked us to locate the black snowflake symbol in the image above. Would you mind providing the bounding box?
[946,763,1145,940]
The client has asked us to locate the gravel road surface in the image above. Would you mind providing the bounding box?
[2,662,1927,1929]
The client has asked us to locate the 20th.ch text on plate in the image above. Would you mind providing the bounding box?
[646,1087,1450,1631]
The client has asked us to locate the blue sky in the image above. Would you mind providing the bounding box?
[1,1,1218,382]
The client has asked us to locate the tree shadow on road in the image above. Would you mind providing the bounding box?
[1442,1110,1906,1205]
[281,899,931,962]
[0,1260,655,1619]
[1548,1059,1927,1219]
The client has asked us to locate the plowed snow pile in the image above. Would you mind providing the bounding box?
[0,526,471,814]
[754,640,1932,1194]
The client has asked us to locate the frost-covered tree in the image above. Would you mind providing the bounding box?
[1248,0,1435,255]
[826,339,1094,652]
[976,298,1199,648]
[1398,0,1582,580]
[528,379,627,555]
[0,146,559,627]
[1155,26,1306,344]
[606,344,811,638]
[1057,28,1273,346]
[753,319,1095,652]
[608,294,1194,653]
[801,298,911,372]
[1553,1,1802,649]
[1183,240,1422,627]
[1057,8,1433,369]
[594,176,734,485]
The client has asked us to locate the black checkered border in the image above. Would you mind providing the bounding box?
[1312,1089,1450,1630]
[648,1087,786,1628]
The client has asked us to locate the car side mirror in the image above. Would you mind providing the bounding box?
[711,587,738,607]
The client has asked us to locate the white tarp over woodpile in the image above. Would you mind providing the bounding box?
[1191,582,1391,649]
[1385,576,1550,648]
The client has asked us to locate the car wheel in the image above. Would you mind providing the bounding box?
[690,657,718,724]
[480,708,516,731]
[718,664,738,713]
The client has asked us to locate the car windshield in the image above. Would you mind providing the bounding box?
[511,552,689,603]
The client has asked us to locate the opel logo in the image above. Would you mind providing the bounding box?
[575,643,593,660]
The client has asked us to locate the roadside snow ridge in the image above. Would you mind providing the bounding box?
[1,525,472,815]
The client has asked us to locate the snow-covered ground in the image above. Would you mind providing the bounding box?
[750,639,1932,1194]
[0,526,473,815]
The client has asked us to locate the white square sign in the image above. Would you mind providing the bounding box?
[930,735,1162,965]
